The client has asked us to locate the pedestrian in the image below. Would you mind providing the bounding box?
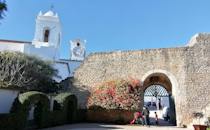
[130,111,144,125]
[154,112,159,125]
[142,106,150,126]
[158,98,162,110]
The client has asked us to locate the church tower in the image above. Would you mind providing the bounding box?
[32,10,61,48]
[70,39,86,61]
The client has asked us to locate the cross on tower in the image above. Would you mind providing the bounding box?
[50,4,54,11]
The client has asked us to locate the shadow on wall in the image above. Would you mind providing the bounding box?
[69,78,91,122]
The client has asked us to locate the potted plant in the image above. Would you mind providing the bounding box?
[193,112,207,130]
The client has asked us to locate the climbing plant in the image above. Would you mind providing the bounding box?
[87,78,143,110]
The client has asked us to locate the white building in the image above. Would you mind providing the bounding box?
[0,10,86,82]
[0,10,86,113]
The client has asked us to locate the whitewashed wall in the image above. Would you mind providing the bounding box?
[53,60,82,82]
[144,96,170,108]
[53,62,70,82]
[0,89,19,113]
[68,60,81,77]
[0,41,25,52]
[25,45,59,61]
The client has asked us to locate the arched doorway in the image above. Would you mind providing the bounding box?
[143,73,176,126]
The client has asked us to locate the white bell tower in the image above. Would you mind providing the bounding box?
[32,10,61,48]
[70,39,86,61]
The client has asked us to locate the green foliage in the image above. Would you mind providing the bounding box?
[87,78,143,110]
[53,93,78,123]
[0,0,7,19]
[0,91,78,130]
[0,51,58,92]
[10,91,50,129]
[0,114,16,130]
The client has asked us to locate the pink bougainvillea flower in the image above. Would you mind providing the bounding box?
[87,78,142,110]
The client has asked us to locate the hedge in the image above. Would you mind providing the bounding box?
[10,91,50,129]
[0,91,78,130]
[53,93,78,123]
[0,114,16,130]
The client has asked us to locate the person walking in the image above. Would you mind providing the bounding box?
[142,106,150,126]
[154,112,159,125]
[130,111,144,125]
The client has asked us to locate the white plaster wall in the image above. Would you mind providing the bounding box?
[53,62,70,82]
[144,96,170,108]
[48,95,56,111]
[33,16,61,48]
[0,89,19,113]
[53,60,82,82]
[68,60,81,77]
[25,45,58,61]
[0,42,25,52]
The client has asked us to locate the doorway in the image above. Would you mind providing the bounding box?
[143,73,176,126]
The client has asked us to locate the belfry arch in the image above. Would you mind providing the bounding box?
[141,70,178,125]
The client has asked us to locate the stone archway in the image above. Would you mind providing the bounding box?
[141,70,178,125]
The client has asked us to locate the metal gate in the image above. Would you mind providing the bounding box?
[144,85,169,97]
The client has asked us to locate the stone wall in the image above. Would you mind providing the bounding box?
[72,33,210,127]
[184,40,210,125]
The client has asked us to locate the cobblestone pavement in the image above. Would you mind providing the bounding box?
[41,123,193,130]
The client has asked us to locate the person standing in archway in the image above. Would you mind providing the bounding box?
[158,98,162,110]
[154,112,159,125]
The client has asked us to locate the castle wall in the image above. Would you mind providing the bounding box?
[72,34,210,126]
[73,47,188,126]
[184,42,210,125]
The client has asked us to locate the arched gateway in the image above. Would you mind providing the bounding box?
[142,70,178,125]
[72,33,210,127]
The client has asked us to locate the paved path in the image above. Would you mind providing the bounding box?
[41,123,193,130]
[41,108,191,130]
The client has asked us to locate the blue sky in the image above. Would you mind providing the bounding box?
[1,0,210,59]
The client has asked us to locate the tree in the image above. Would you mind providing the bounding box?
[0,51,58,91]
[0,0,7,19]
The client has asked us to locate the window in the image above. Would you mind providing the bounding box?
[44,29,50,42]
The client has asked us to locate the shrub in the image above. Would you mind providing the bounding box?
[36,92,78,127]
[10,91,50,129]
[87,78,143,110]
[54,93,78,123]
[0,113,16,130]
[0,91,78,130]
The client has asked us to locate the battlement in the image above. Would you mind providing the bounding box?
[187,33,210,47]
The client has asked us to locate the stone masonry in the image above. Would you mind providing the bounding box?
[71,33,210,127]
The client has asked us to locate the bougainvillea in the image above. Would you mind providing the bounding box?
[87,78,143,110]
